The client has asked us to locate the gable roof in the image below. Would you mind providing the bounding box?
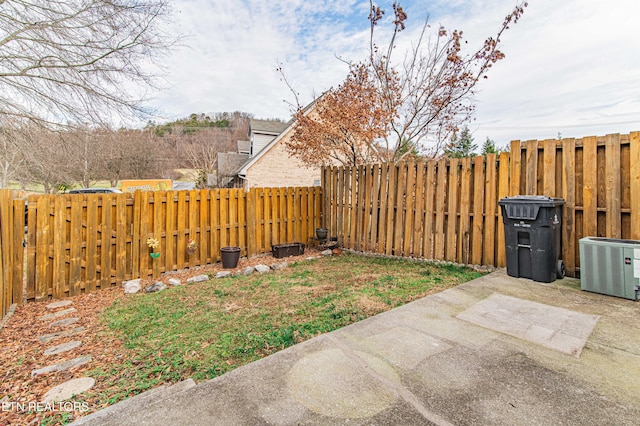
[237,96,330,178]
[249,119,288,136]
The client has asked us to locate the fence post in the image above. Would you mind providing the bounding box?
[12,198,25,306]
[246,188,257,257]
[631,132,640,240]
[0,190,10,317]
[509,140,521,196]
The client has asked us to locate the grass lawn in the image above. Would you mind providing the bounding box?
[0,252,485,425]
[84,253,484,408]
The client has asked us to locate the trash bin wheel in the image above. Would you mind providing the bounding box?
[556,260,565,279]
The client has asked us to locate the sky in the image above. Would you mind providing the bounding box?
[150,0,640,148]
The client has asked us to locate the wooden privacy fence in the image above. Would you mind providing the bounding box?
[0,187,322,319]
[321,132,640,278]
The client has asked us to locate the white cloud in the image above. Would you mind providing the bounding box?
[149,0,640,145]
[462,0,640,144]
[152,0,371,121]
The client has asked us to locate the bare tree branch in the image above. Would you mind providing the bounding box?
[0,0,179,126]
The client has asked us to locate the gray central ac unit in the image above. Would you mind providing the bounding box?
[579,237,640,301]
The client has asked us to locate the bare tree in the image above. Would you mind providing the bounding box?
[0,0,177,126]
[19,125,75,193]
[286,64,391,167]
[0,119,27,187]
[283,2,527,165]
[368,1,528,158]
[94,128,162,186]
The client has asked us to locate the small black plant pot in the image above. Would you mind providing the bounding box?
[316,227,328,240]
[220,246,241,269]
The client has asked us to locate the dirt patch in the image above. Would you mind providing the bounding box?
[356,295,390,316]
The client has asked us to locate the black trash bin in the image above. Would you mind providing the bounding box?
[498,196,565,283]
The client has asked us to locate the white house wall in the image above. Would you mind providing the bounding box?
[251,134,276,156]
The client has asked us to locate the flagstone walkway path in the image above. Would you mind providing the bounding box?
[32,300,96,403]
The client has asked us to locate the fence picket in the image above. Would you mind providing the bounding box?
[12,199,24,305]
[423,161,436,259]
[394,162,407,255]
[446,158,459,262]
[384,163,396,255]
[165,191,176,270]
[525,140,538,195]
[52,196,66,298]
[562,139,577,275]
[412,162,426,258]
[631,132,640,239]
[497,153,510,267]
[509,140,521,196]
[115,194,127,284]
[458,158,472,265]
[471,156,485,265]
[582,136,598,237]
[483,154,497,266]
[0,191,10,314]
[543,139,556,196]
[434,159,447,260]
[403,162,416,257]
[69,199,83,296]
[605,134,621,238]
[377,164,388,253]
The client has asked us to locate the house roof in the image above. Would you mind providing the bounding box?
[238,99,320,178]
[218,152,250,176]
[249,119,288,136]
[237,140,250,154]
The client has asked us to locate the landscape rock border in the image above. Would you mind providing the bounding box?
[120,249,327,294]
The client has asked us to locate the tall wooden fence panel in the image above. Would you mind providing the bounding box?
[322,132,638,278]
[0,190,22,319]
[0,187,321,317]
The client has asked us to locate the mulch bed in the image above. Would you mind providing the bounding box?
[0,251,319,425]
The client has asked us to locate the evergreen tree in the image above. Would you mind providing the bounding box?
[482,137,499,155]
[444,126,477,158]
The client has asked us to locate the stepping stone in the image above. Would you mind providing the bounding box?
[43,377,95,403]
[145,282,167,293]
[123,279,141,294]
[49,317,80,328]
[255,264,270,274]
[186,274,209,284]
[46,300,73,310]
[39,308,77,321]
[39,327,86,344]
[31,356,92,377]
[44,340,82,356]
[270,262,288,270]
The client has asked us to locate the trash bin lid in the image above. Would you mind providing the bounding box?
[498,196,564,220]
[498,195,564,205]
